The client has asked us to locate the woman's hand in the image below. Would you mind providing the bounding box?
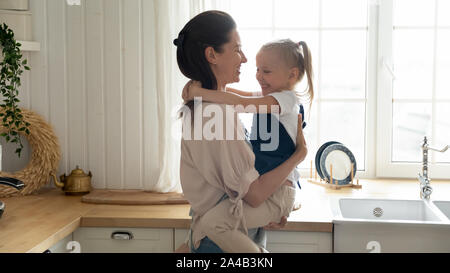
[264,216,287,230]
[294,114,308,162]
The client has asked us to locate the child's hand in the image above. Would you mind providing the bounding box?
[188,81,202,100]
[182,81,202,103]
[182,80,193,103]
[264,216,287,230]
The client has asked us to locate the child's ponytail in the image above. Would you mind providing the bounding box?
[298,41,314,108]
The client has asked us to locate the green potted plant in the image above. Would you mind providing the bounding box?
[0,23,30,157]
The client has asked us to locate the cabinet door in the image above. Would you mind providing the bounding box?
[73,227,173,253]
[266,231,332,253]
[174,228,190,251]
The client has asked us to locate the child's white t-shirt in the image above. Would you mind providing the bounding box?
[253,90,300,184]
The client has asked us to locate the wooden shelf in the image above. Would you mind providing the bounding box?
[17,40,40,52]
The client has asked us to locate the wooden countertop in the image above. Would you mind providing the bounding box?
[1,178,449,253]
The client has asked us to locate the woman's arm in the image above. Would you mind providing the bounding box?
[244,114,308,207]
[189,82,279,113]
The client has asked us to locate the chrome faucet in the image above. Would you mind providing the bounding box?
[0,177,25,219]
[418,137,449,200]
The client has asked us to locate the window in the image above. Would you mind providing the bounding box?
[377,0,450,178]
[226,0,373,177]
[222,0,450,179]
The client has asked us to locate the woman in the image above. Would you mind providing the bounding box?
[175,10,307,253]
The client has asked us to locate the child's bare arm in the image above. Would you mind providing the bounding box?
[226,87,257,97]
[189,82,279,113]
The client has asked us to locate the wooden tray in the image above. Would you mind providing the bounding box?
[81,189,189,205]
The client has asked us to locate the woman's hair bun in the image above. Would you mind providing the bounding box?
[174,33,185,47]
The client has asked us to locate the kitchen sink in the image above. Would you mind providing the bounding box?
[432,201,450,220]
[331,198,450,253]
[335,198,442,223]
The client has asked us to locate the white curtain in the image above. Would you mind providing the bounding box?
[147,0,231,193]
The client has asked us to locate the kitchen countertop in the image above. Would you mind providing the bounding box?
[1,178,449,253]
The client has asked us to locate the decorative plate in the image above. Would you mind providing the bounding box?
[315,141,342,180]
[319,143,357,185]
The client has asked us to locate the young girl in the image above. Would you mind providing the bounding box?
[184,39,314,253]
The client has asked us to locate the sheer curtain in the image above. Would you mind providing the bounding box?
[147,0,230,193]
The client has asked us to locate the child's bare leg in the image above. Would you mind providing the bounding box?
[175,243,190,253]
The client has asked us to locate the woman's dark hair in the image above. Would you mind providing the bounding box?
[175,11,237,122]
[174,10,236,90]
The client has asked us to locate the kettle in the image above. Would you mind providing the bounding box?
[51,166,92,195]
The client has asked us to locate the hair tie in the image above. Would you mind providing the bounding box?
[173,33,185,47]
[298,41,305,55]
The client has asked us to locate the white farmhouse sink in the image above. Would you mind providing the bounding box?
[336,198,442,223]
[331,198,450,253]
[432,201,450,220]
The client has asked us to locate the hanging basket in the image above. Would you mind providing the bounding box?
[0,108,61,197]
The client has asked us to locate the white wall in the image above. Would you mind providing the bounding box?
[5,0,164,190]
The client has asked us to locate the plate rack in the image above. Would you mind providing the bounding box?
[306,160,362,190]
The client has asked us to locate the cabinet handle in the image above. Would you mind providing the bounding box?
[111,231,134,240]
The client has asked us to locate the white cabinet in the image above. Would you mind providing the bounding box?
[266,231,332,253]
[174,228,190,250]
[0,0,29,10]
[173,228,332,253]
[0,10,32,40]
[73,227,173,253]
[68,227,332,253]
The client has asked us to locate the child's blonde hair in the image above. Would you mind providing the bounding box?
[260,39,314,107]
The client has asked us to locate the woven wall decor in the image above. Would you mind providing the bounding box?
[0,108,61,197]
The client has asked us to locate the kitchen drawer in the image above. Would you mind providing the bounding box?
[73,227,173,253]
[266,231,332,253]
